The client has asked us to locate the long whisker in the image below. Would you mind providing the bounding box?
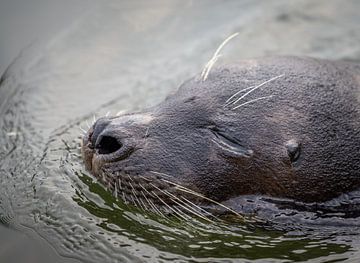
[231,74,284,106]
[122,192,128,204]
[167,194,214,223]
[118,178,123,191]
[171,205,193,221]
[232,95,274,110]
[129,182,143,209]
[127,175,144,209]
[149,171,172,178]
[147,182,191,220]
[202,54,221,81]
[79,126,87,133]
[139,175,192,219]
[201,32,239,81]
[139,184,165,217]
[180,196,218,220]
[149,182,212,222]
[139,196,148,211]
[130,195,138,208]
[160,178,244,219]
[113,181,118,199]
[151,191,188,220]
[127,174,134,182]
[224,85,255,106]
[139,189,160,215]
[212,33,239,61]
[119,189,127,204]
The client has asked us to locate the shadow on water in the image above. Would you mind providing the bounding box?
[1,0,360,262]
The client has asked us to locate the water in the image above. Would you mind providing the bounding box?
[1,0,360,262]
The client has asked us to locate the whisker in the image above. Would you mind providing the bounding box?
[180,196,218,220]
[201,32,239,81]
[139,184,165,216]
[119,192,126,203]
[231,74,283,106]
[224,85,254,105]
[148,182,205,221]
[122,192,128,204]
[151,191,188,220]
[140,189,159,215]
[171,205,192,220]
[93,115,97,124]
[149,171,172,178]
[127,176,143,209]
[113,181,118,199]
[160,178,244,219]
[127,174,134,182]
[116,110,126,116]
[105,111,111,117]
[130,195,138,208]
[170,198,208,221]
[212,33,239,62]
[79,126,87,133]
[201,56,216,79]
[129,181,146,210]
[232,95,274,110]
[118,178,123,191]
[144,174,219,220]
[148,199,164,217]
[139,197,148,211]
[202,54,221,81]
[166,193,214,223]
[139,183,186,220]
[139,176,151,182]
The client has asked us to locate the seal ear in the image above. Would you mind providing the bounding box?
[286,139,301,162]
[210,128,253,158]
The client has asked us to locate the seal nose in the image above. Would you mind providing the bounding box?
[96,135,122,155]
[90,117,122,155]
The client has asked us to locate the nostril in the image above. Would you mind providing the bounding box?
[90,117,111,148]
[96,136,122,155]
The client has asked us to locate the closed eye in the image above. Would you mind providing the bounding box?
[209,127,253,158]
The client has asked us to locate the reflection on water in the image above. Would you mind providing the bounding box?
[1,0,360,262]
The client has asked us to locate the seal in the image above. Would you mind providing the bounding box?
[81,56,360,218]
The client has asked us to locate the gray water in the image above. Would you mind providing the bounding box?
[1,0,360,262]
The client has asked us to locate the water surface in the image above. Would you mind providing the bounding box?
[1,0,360,262]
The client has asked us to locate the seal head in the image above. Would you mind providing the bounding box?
[82,56,360,212]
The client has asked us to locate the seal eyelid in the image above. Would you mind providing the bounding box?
[209,127,253,158]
